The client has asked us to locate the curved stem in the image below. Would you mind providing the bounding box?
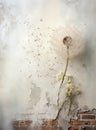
[57,46,69,107]
[60,46,69,88]
[56,46,69,120]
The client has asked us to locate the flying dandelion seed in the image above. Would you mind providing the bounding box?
[63,36,72,47]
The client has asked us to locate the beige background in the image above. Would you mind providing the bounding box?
[0,0,96,129]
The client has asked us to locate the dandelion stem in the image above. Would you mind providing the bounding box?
[56,46,69,120]
[57,46,69,108]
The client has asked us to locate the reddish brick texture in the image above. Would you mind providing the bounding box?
[12,120,32,130]
[12,119,60,130]
[42,120,59,130]
[69,110,96,130]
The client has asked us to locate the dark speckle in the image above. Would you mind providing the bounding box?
[37,27,40,29]
[28,75,32,78]
[82,63,86,68]
[34,39,37,42]
[40,19,43,22]
[38,53,40,56]
[29,61,31,64]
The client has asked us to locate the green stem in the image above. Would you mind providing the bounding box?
[67,97,72,116]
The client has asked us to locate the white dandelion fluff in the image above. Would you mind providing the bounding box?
[50,25,86,58]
